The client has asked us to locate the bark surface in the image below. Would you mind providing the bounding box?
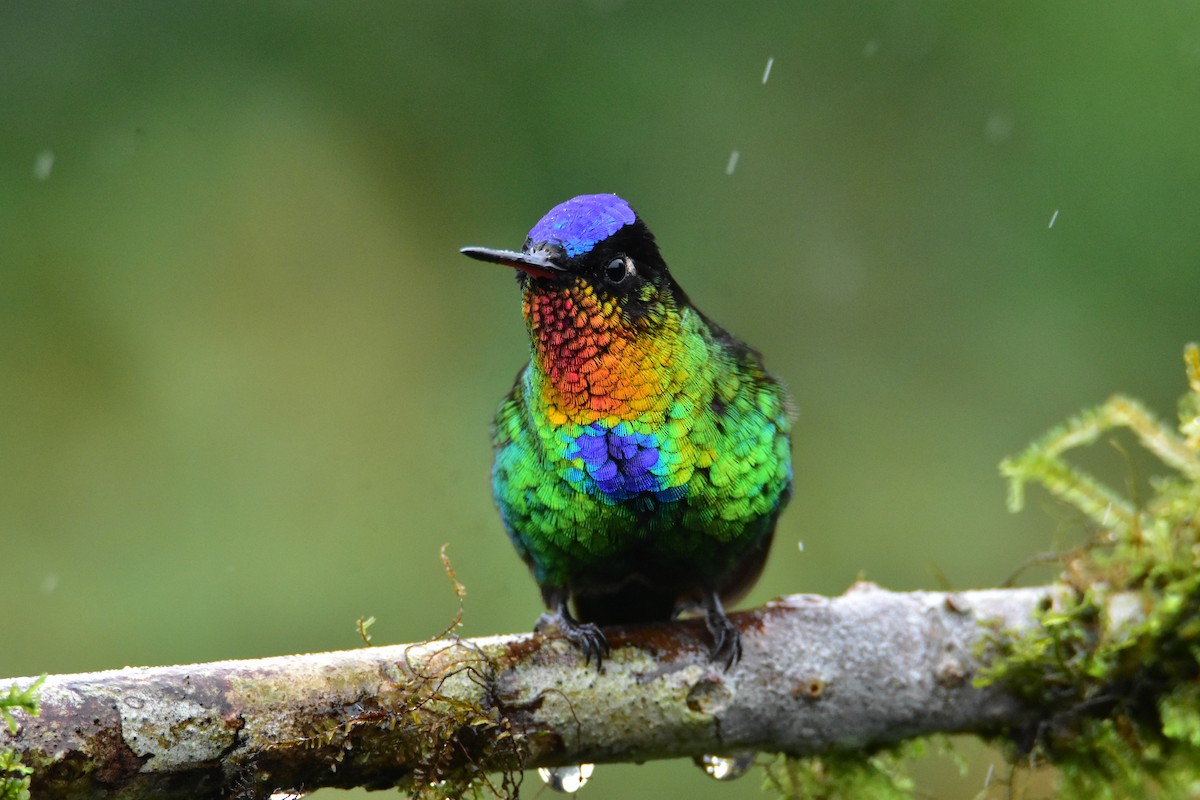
[1,584,1049,798]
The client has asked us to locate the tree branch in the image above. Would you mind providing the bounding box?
[2,583,1054,799]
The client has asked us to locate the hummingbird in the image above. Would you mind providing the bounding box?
[461,193,792,668]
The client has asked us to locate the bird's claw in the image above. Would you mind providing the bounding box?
[536,611,611,669]
[707,615,742,670]
[703,592,742,670]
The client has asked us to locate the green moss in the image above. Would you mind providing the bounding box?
[0,676,43,800]
[979,345,1200,798]
[762,739,966,800]
[0,751,32,800]
[763,752,911,800]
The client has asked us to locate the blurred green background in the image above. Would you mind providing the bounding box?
[3,1,1198,797]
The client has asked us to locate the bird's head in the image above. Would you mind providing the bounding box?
[462,194,689,344]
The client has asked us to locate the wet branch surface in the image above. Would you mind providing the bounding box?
[2,583,1052,799]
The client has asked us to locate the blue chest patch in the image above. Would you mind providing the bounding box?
[526,194,636,258]
[563,421,687,505]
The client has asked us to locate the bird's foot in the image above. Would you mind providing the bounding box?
[701,591,742,670]
[535,609,610,669]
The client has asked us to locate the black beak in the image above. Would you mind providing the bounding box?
[460,246,566,280]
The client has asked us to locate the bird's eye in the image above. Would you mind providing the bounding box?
[605,256,634,285]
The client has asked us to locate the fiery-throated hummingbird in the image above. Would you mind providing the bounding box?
[462,193,792,667]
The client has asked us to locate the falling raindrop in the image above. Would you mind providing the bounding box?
[537,763,595,793]
[694,751,757,781]
[32,149,55,181]
[725,150,740,175]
